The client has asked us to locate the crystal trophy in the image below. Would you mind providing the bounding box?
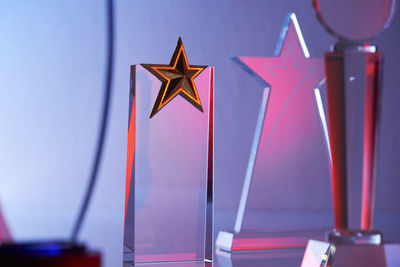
[123,38,214,265]
[302,0,400,265]
[216,13,331,252]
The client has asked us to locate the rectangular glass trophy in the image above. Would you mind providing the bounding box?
[123,39,213,265]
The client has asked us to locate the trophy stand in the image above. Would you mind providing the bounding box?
[302,1,400,265]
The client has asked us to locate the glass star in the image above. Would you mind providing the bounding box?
[232,13,329,233]
[233,13,326,152]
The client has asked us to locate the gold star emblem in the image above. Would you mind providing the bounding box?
[142,37,206,118]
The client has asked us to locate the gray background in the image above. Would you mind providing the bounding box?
[0,1,399,266]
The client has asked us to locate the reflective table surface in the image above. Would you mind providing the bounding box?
[124,247,305,267]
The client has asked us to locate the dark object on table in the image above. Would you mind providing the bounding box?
[0,241,100,267]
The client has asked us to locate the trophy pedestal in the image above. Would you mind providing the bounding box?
[301,229,400,266]
[327,229,382,245]
[301,239,400,267]
[216,229,327,252]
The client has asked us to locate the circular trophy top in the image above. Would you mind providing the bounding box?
[313,0,397,42]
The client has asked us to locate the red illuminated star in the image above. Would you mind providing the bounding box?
[142,37,206,118]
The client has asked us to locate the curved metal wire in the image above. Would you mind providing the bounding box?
[71,0,114,242]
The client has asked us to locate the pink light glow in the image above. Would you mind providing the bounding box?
[0,205,11,242]
[361,53,381,229]
[234,17,327,217]
[233,237,310,251]
[237,22,324,159]
[135,252,197,262]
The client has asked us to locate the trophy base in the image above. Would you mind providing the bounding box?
[216,246,306,267]
[123,245,134,263]
[301,239,400,267]
[328,228,382,245]
[0,240,100,266]
[216,229,327,252]
[123,245,212,266]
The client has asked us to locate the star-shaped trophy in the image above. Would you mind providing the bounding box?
[142,38,206,118]
[124,38,213,265]
[216,13,330,253]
